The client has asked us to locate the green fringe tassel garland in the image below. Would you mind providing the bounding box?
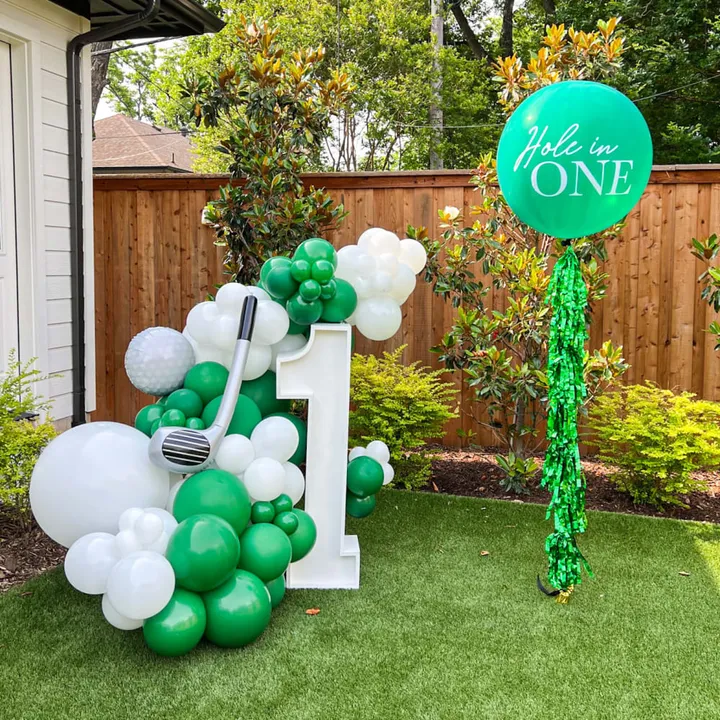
[541,245,593,595]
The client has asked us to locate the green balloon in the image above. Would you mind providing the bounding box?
[496,81,653,239]
[287,319,308,335]
[272,494,293,514]
[251,501,276,524]
[202,394,262,437]
[265,265,299,301]
[288,509,317,562]
[203,570,272,648]
[294,238,337,268]
[156,396,168,407]
[274,511,299,535]
[173,469,252,535]
[320,279,357,322]
[150,418,161,435]
[238,523,292,582]
[265,575,286,609]
[240,371,290,416]
[160,408,186,427]
[320,279,337,300]
[347,456,384,497]
[286,294,323,325]
[299,279,322,302]
[165,388,203,419]
[290,259,312,282]
[311,259,335,284]
[347,492,377,518]
[135,404,164,436]
[183,362,229,405]
[261,256,292,284]
[185,416,206,430]
[143,588,206,657]
[166,514,241,592]
[267,412,306,465]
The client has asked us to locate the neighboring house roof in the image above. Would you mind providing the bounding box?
[93,114,193,173]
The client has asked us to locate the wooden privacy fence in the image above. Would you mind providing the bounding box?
[93,167,720,446]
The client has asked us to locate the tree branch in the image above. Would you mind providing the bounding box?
[500,0,514,58]
[448,0,490,63]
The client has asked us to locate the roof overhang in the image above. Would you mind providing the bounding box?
[51,0,224,38]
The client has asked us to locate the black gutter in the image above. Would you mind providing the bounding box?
[67,0,161,426]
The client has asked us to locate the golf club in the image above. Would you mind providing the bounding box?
[148,294,258,473]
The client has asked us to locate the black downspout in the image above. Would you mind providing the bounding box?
[67,0,162,426]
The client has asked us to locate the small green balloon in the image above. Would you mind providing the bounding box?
[274,511,299,535]
[272,494,293,514]
[183,362,229,405]
[185,416,206,430]
[267,412,307,465]
[299,279,322,302]
[320,278,357,322]
[251,501,276,524]
[135,404,164,436]
[294,238,338,269]
[173,468,252,535]
[347,456,384,497]
[311,259,335,284]
[166,514,241,593]
[261,256,292,284]
[239,523,292,582]
[150,418,162,435]
[265,265,299,301]
[288,509,317,562]
[165,388,203,419]
[286,294,323,325]
[265,575,286,609]
[202,394,262,437]
[203,570,272,648]
[347,492,377,518]
[240,371,290,417]
[156,396,168,407]
[287,319,307,335]
[143,588,206,657]
[320,279,337,300]
[290,259,312,282]
[160,408,186,427]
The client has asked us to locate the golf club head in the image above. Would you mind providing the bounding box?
[148,426,213,474]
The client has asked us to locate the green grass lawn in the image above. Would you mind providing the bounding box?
[3,490,720,720]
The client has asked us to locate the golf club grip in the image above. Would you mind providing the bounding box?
[238,295,258,341]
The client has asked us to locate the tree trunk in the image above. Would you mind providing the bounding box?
[429,0,444,169]
[542,0,556,20]
[448,0,489,62]
[90,42,113,131]
[500,0,514,58]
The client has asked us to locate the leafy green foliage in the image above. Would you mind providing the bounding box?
[587,384,720,508]
[349,347,458,489]
[691,233,720,350]
[105,42,160,122]
[185,18,351,283]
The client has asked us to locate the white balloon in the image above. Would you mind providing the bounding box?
[251,417,299,463]
[352,275,375,300]
[366,440,391,465]
[124,327,195,396]
[356,253,377,278]
[102,593,143,631]
[348,446,367,462]
[354,297,402,342]
[378,253,399,276]
[247,286,272,303]
[373,271,394,295]
[211,313,240,351]
[282,462,305,505]
[106,551,175,620]
[382,463,395,486]
[368,229,400,257]
[243,457,286,502]
[191,341,227,365]
[357,227,385,254]
[215,434,255,475]
[118,507,144,533]
[115,529,143,557]
[271,333,307,366]
[186,301,220,345]
[337,244,364,274]
[253,301,290,346]
[243,343,272,381]
[216,282,249,316]
[144,507,178,537]
[64,532,120,595]
[390,263,417,304]
[147,531,170,555]
[29,423,170,548]
[134,513,164,546]
[398,238,427,274]
[166,477,185,513]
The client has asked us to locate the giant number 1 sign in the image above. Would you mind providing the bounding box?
[276,324,360,589]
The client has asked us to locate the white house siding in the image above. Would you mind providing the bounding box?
[0,0,94,426]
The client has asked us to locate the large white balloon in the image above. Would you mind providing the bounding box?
[215,434,255,475]
[211,313,240,351]
[64,532,120,595]
[357,227,385,253]
[242,343,272,380]
[348,446,367,462]
[370,229,401,257]
[251,417,299,463]
[390,263,417,304]
[166,476,186,513]
[382,463,395,486]
[186,301,220,345]
[124,327,195,396]
[247,286,272,303]
[282,462,305,505]
[398,238,427,274]
[354,297,402,341]
[102,593,143,631]
[115,529,143,557]
[366,440,391,465]
[106,551,175,620]
[243,457,286,502]
[270,333,307,367]
[216,282,249,315]
[30,423,170,548]
[252,301,290,346]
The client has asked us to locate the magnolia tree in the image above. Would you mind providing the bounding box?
[424,19,630,491]
[692,234,720,350]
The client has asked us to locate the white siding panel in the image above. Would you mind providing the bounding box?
[40,68,66,103]
[52,393,73,420]
[48,346,72,373]
[42,98,68,129]
[46,250,70,276]
[46,226,71,251]
[43,124,68,154]
[45,200,70,227]
[50,370,73,396]
[44,150,69,178]
[47,298,71,324]
[41,43,67,76]
[47,275,71,300]
[43,174,69,202]
[48,323,72,349]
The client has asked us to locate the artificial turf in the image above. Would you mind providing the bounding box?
[2,490,720,720]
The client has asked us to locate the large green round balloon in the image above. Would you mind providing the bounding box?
[183,362,229,405]
[261,256,292,284]
[201,394,262,437]
[203,570,272,648]
[267,412,306,465]
[135,404,164,436]
[166,514,240,592]
[496,81,652,239]
[173,468,251,535]
[347,492,377,518]
[293,238,337,268]
[286,295,323,325]
[320,278,357,322]
[265,575,286,609]
[265,264,299,301]
[143,588,206,657]
[288,509,317,562]
[240,371,290,416]
[238,523,292,582]
[165,388,203,419]
[347,456,384,498]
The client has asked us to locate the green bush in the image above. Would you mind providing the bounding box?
[587,383,720,508]
[349,347,458,489]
